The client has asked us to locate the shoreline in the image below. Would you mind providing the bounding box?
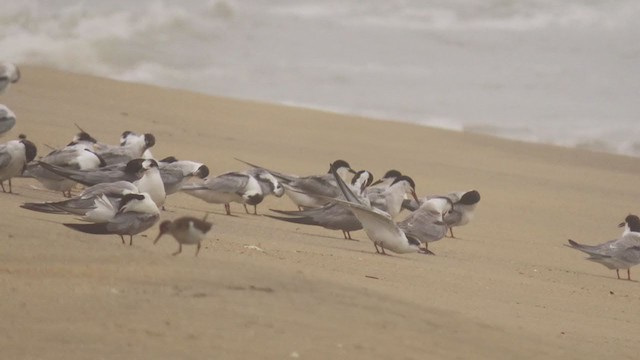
[12,63,640,160]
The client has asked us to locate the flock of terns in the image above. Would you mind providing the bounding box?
[2,63,640,280]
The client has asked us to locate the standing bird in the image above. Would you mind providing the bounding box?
[243,168,285,214]
[403,190,481,238]
[37,158,166,208]
[21,180,139,219]
[181,171,263,215]
[566,215,640,280]
[443,190,481,238]
[24,143,106,197]
[158,157,210,195]
[63,192,160,245]
[397,198,452,255]
[266,170,378,239]
[322,163,423,255]
[154,215,213,256]
[0,135,37,193]
[236,158,357,209]
[0,104,16,136]
[0,62,20,95]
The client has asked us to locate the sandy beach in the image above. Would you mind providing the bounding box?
[1,66,640,359]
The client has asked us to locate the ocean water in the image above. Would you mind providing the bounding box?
[2,0,640,156]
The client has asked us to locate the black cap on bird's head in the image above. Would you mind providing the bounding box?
[619,214,640,232]
[144,133,156,149]
[370,169,402,187]
[392,175,419,203]
[19,138,37,162]
[159,156,178,163]
[76,131,97,144]
[391,175,416,190]
[459,190,481,205]
[383,169,402,179]
[195,165,210,178]
[328,159,355,174]
[124,158,147,174]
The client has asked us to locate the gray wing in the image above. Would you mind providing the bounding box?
[234,158,297,183]
[443,208,463,226]
[107,212,159,235]
[618,246,640,265]
[245,168,275,195]
[79,181,138,198]
[160,167,185,194]
[270,203,362,231]
[397,209,448,243]
[40,147,84,167]
[286,176,341,200]
[37,161,138,186]
[96,146,140,165]
[367,191,391,212]
[23,162,67,181]
[161,160,202,176]
[204,172,249,193]
[566,234,640,257]
[0,145,12,168]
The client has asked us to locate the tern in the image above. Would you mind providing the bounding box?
[21,180,139,219]
[95,131,156,165]
[37,158,166,207]
[158,156,210,195]
[154,215,213,256]
[0,135,37,193]
[267,170,379,239]
[25,143,106,197]
[566,215,640,280]
[403,190,481,238]
[237,158,356,209]
[242,167,285,214]
[63,192,160,245]
[181,171,263,215]
[397,198,452,254]
[320,163,423,255]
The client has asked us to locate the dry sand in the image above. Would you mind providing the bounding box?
[1,66,640,359]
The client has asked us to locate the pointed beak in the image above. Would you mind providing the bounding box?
[370,179,383,186]
[153,232,164,244]
[411,190,419,203]
[349,168,357,174]
[618,222,626,228]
